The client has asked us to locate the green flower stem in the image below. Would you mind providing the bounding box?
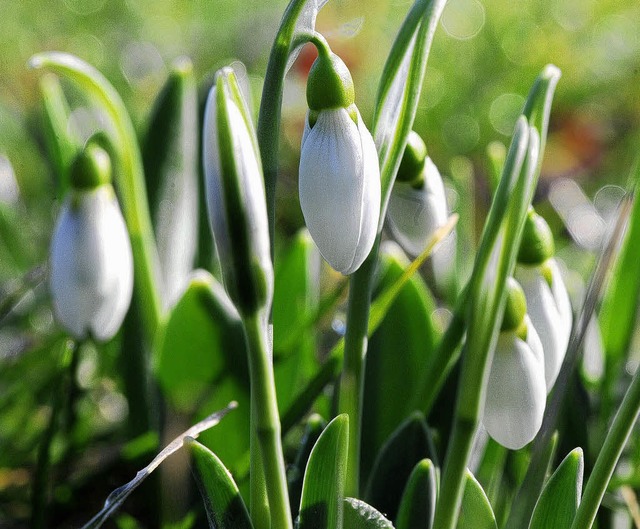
[250,425,271,529]
[433,119,538,529]
[243,313,292,529]
[282,215,457,437]
[338,242,379,497]
[257,0,309,253]
[571,365,640,529]
[31,339,76,529]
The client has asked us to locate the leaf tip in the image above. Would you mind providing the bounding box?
[28,54,45,70]
[541,64,562,83]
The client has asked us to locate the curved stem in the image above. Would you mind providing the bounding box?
[257,0,309,256]
[243,314,292,529]
[30,53,163,342]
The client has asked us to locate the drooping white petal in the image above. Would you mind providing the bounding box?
[299,109,380,275]
[50,186,133,341]
[483,320,547,450]
[347,112,381,272]
[515,260,572,391]
[387,157,448,257]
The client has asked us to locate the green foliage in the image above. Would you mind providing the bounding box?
[154,271,246,413]
[529,448,583,529]
[187,437,253,529]
[456,471,497,529]
[298,415,349,529]
[396,459,437,529]
[273,229,320,413]
[361,245,438,479]
[365,413,437,522]
[343,498,394,529]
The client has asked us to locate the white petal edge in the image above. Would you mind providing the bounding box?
[483,319,547,450]
[387,156,448,257]
[299,108,366,274]
[516,260,572,391]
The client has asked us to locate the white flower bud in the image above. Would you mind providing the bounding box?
[515,259,572,391]
[387,157,448,257]
[299,108,381,275]
[50,185,134,342]
[483,317,547,450]
[203,68,273,316]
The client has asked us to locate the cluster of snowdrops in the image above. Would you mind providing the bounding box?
[21,0,639,528]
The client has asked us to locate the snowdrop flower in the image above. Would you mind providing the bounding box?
[515,209,572,391]
[50,144,133,342]
[299,49,380,275]
[387,131,448,257]
[483,278,547,450]
[203,67,272,316]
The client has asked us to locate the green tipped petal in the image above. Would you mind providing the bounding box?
[501,277,527,333]
[396,130,427,185]
[306,51,355,112]
[518,209,555,265]
[69,143,112,190]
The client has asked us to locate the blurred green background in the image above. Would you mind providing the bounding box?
[1,0,639,223]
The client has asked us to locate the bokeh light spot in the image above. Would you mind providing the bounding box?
[489,93,525,136]
[120,41,165,87]
[442,0,485,40]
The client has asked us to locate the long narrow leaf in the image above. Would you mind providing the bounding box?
[599,158,640,368]
[39,74,78,196]
[372,0,447,227]
[80,403,237,529]
[142,57,199,308]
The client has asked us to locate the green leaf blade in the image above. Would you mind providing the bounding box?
[361,244,438,481]
[343,498,394,529]
[154,270,246,413]
[396,459,437,529]
[456,470,497,529]
[299,414,349,529]
[529,448,583,529]
[365,413,437,521]
[187,437,253,529]
[372,0,447,227]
